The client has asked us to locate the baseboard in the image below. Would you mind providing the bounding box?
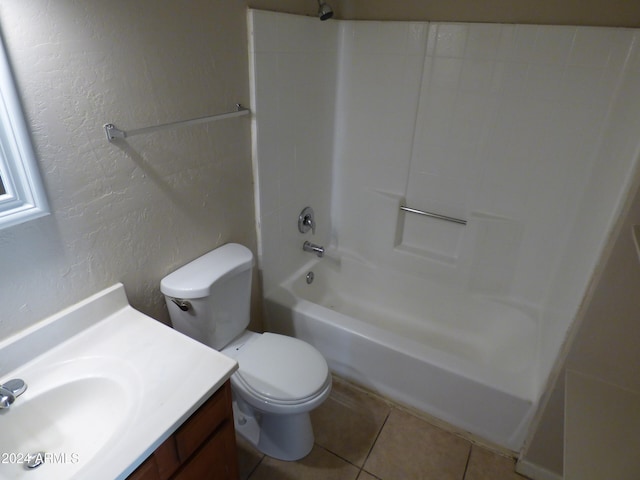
[516,459,563,480]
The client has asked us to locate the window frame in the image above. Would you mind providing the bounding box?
[0,31,48,230]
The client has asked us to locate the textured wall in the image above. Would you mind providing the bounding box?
[0,1,258,339]
[247,0,330,18]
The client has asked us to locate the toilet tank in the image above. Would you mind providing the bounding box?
[160,243,254,350]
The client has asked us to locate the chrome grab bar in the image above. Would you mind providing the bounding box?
[399,205,467,225]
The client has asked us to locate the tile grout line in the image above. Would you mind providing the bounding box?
[245,453,265,480]
[313,443,382,480]
[357,409,392,478]
[461,444,473,480]
[314,442,377,478]
[315,443,361,468]
[335,376,516,459]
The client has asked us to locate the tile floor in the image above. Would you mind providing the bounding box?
[236,377,529,480]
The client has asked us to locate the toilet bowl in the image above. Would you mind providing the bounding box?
[222,330,332,460]
[160,243,332,461]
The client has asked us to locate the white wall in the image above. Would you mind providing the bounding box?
[537,39,640,386]
[250,11,640,404]
[521,66,640,473]
[331,20,429,265]
[0,1,257,340]
[248,10,338,293]
[331,22,640,398]
[335,23,637,294]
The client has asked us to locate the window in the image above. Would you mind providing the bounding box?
[0,31,48,230]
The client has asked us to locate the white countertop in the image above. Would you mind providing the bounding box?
[0,283,238,480]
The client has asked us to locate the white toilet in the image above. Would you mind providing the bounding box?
[160,243,332,461]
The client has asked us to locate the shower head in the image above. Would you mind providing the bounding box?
[317,0,333,20]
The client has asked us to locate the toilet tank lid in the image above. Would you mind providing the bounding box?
[160,243,254,299]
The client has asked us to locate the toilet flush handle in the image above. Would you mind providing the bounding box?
[171,298,192,312]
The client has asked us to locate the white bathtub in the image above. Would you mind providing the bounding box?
[264,254,539,451]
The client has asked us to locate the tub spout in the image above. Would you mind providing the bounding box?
[303,241,324,258]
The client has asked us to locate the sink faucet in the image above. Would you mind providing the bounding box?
[0,379,27,409]
[303,241,324,258]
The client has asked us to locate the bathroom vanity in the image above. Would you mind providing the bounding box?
[128,380,238,479]
[0,284,239,480]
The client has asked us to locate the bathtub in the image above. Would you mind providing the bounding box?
[264,253,539,451]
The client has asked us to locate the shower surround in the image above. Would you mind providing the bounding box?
[248,10,640,450]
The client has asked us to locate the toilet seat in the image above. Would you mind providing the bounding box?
[228,332,331,413]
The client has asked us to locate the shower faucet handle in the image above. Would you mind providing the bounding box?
[303,215,316,234]
[298,207,316,234]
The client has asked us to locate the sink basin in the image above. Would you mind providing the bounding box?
[0,356,139,479]
[0,284,237,479]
